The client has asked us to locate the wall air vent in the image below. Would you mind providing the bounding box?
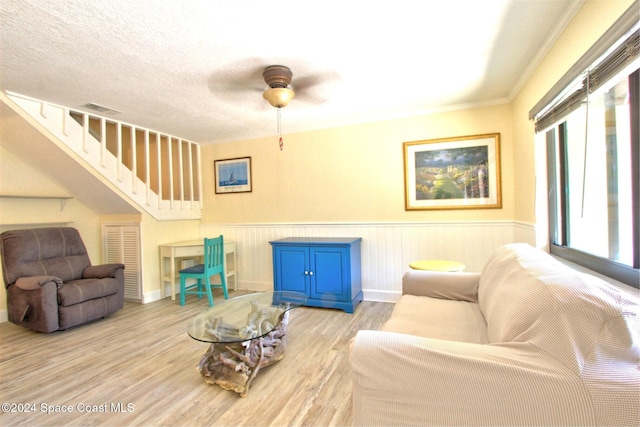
[83,102,122,115]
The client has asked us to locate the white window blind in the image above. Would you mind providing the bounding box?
[529,2,639,128]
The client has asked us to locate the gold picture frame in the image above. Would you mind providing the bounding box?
[403,133,502,210]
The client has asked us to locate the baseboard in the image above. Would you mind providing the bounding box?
[0,309,7,323]
[142,289,164,304]
[140,280,273,305]
[363,289,401,303]
[137,285,400,306]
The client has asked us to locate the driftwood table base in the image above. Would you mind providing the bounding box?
[196,311,289,397]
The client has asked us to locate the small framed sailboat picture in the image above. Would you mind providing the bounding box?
[214,157,252,194]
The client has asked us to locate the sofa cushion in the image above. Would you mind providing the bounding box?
[477,243,547,343]
[1,228,91,285]
[478,243,577,343]
[57,277,120,307]
[381,294,489,344]
[478,243,638,374]
[58,293,123,330]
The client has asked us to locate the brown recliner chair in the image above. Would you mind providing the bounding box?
[0,227,125,332]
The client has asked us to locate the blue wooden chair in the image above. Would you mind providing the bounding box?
[179,236,228,306]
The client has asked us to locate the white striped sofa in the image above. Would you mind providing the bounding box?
[350,243,639,426]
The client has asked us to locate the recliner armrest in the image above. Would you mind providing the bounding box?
[8,278,61,332]
[15,276,63,290]
[83,263,125,279]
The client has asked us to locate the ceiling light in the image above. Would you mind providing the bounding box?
[263,87,295,108]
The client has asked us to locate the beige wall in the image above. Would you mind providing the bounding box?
[202,103,514,224]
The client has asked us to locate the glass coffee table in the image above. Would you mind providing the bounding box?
[187,291,307,397]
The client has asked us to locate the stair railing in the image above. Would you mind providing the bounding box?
[7,91,202,220]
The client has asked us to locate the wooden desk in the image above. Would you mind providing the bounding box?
[160,240,237,300]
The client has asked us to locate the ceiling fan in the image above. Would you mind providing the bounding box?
[258,63,339,109]
[260,65,299,151]
[208,59,337,109]
[208,61,338,149]
[262,65,295,108]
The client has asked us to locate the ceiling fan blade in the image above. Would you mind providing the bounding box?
[291,71,341,105]
[207,57,266,95]
[208,58,341,109]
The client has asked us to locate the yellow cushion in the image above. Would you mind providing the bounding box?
[409,260,465,272]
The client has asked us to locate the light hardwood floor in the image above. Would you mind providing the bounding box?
[0,290,394,427]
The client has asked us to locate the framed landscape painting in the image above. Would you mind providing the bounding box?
[403,133,501,210]
[214,157,252,194]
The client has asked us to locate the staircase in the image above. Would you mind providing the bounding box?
[4,92,202,221]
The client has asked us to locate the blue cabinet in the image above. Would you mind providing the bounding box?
[270,237,363,313]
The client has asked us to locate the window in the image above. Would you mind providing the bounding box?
[532,7,639,289]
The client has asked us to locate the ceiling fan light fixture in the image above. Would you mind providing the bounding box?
[263,87,295,108]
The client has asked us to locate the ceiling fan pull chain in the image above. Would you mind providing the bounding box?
[262,65,295,151]
[277,108,284,151]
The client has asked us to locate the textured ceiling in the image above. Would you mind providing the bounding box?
[0,0,582,144]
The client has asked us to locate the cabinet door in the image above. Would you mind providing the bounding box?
[274,246,309,294]
[310,247,348,301]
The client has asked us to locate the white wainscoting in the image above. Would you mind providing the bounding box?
[200,221,536,302]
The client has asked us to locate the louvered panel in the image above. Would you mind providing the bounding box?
[102,223,142,302]
[105,227,122,261]
[121,226,142,301]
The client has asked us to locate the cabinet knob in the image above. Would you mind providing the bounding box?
[309,271,314,276]
[304,270,309,275]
